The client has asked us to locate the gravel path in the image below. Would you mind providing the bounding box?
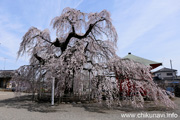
[0,91,179,120]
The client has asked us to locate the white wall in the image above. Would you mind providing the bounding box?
[155,71,176,79]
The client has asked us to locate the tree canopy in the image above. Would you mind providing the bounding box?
[13,7,175,109]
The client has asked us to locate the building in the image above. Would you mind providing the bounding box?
[0,70,15,89]
[153,67,180,96]
[153,67,177,80]
[153,67,180,86]
[123,53,162,70]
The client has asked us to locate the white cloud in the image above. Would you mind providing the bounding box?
[74,0,84,8]
[0,10,29,70]
[0,19,22,57]
[113,0,180,51]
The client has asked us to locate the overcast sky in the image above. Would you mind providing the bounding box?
[0,0,180,74]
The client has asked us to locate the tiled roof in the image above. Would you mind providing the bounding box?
[0,70,15,78]
[154,67,177,73]
[123,53,162,66]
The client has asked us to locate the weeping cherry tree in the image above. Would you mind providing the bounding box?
[13,7,175,108]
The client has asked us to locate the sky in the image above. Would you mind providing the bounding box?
[0,0,180,74]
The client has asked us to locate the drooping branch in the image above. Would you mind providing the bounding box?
[34,53,45,65]
[52,18,106,53]
[17,27,52,58]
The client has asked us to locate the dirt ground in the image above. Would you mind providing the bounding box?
[0,91,179,120]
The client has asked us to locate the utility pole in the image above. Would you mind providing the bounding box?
[170,60,174,80]
[4,58,7,70]
[170,60,175,93]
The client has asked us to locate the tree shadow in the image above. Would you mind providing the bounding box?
[72,101,173,113]
[0,95,176,113]
[0,95,56,113]
[112,105,171,112]
[72,103,107,113]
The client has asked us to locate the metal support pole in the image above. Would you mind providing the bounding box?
[32,65,35,101]
[39,64,42,99]
[89,70,91,102]
[51,77,55,106]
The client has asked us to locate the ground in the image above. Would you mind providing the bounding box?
[0,91,179,120]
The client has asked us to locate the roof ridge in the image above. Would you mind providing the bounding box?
[123,53,161,64]
[154,67,177,73]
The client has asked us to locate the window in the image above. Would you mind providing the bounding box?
[155,73,161,77]
[167,73,173,76]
